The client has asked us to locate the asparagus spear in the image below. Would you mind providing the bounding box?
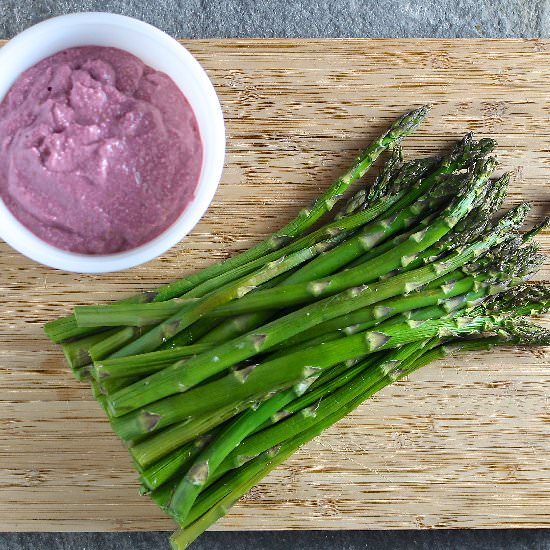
[165,372,323,522]
[179,157,442,343]
[183,159,494,318]
[334,145,404,220]
[106,202,528,418]
[123,270,511,478]
[129,398,261,469]
[93,343,214,381]
[273,239,542,352]
[123,274,505,461]
[108,237,345,359]
[74,298,199,328]
[111,310,513,442]
[164,340,468,547]
[138,433,219,493]
[138,356,384,493]
[61,328,121,370]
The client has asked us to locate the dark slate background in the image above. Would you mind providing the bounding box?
[0,1,549,549]
[1,0,550,38]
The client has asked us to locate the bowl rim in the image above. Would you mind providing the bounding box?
[0,12,225,273]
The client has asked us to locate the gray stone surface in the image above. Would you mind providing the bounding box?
[0,1,549,549]
[1,530,549,550]
[1,0,550,39]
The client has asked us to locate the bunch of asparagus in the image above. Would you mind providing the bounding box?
[45,106,550,549]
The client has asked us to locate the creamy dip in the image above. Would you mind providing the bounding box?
[0,46,203,254]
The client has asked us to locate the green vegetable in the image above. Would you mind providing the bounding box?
[43,107,550,550]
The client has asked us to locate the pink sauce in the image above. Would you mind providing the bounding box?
[0,46,203,254]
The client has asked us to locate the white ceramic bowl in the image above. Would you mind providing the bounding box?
[0,12,225,273]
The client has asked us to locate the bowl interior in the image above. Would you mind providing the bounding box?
[0,13,225,273]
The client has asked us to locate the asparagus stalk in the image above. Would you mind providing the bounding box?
[139,355,384,492]
[139,136,494,350]
[175,340,431,511]
[172,281,505,497]
[164,341,447,548]
[274,239,541,352]
[139,434,218,493]
[123,273,508,482]
[109,237,345,359]
[165,373,322,522]
[334,145,404,220]
[111,310,511,442]
[93,343,214,381]
[61,328,121,370]
[87,326,148,362]
[189,215,438,351]
[187,158,495,317]
[74,298,199,328]
[383,133,495,217]
[107,202,528,418]
[129,397,260,469]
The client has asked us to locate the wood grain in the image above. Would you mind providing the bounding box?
[0,39,549,532]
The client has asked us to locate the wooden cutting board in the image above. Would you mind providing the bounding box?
[1,39,549,532]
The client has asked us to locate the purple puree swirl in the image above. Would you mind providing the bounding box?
[0,46,203,254]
